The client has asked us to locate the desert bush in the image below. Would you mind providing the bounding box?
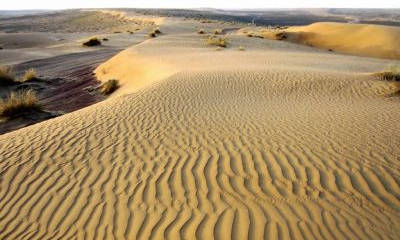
[148,32,157,38]
[0,65,15,84]
[22,68,38,82]
[213,29,222,35]
[100,79,119,94]
[207,36,228,48]
[82,37,102,47]
[275,32,287,40]
[197,29,205,34]
[376,64,400,81]
[102,38,109,41]
[154,28,162,34]
[0,89,41,118]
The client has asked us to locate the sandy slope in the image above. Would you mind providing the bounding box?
[243,22,400,60]
[0,25,400,240]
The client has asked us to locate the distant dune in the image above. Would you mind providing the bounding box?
[286,22,400,59]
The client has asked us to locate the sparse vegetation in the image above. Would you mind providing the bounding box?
[0,44,3,50]
[207,36,228,48]
[22,68,38,82]
[154,28,161,34]
[82,37,102,47]
[148,32,157,38]
[213,29,222,35]
[100,79,119,94]
[197,29,205,34]
[0,89,42,118]
[102,38,109,41]
[376,64,400,81]
[275,32,287,40]
[0,66,15,84]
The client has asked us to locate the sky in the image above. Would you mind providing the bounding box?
[1,0,399,10]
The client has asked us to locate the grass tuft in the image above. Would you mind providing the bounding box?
[207,36,228,48]
[0,89,42,118]
[213,29,222,35]
[0,66,15,84]
[376,64,400,81]
[100,79,119,95]
[197,29,205,34]
[22,68,38,82]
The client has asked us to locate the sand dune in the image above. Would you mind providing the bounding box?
[244,22,400,60]
[0,21,400,240]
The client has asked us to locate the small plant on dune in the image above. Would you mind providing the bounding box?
[197,29,205,34]
[275,32,287,40]
[247,33,253,37]
[207,36,228,48]
[0,65,15,84]
[100,79,119,95]
[154,28,162,34]
[148,31,157,38]
[83,37,102,47]
[22,68,38,82]
[102,38,109,41]
[376,64,400,81]
[0,89,42,118]
[213,29,222,35]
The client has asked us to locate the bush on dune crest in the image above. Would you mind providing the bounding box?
[0,89,42,118]
[100,79,119,94]
[376,64,400,81]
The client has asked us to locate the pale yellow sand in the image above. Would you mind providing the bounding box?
[0,23,400,240]
[242,22,400,60]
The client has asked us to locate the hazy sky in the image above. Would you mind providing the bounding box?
[1,0,399,10]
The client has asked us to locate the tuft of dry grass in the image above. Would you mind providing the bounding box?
[22,68,38,82]
[0,66,15,84]
[213,29,222,35]
[197,29,205,34]
[207,36,228,48]
[100,79,119,94]
[376,64,400,81]
[82,37,102,47]
[0,89,42,118]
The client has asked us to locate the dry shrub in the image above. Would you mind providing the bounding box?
[207,36,228,48]
[0,89,41,118]
[100,79,119,94]
[0,66,15,84]
[82,37,101,47]
[22,68,38,82]
[197,29,205,34]
[376,64,400,81]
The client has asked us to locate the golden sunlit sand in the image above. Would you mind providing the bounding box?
[0,9,399,240]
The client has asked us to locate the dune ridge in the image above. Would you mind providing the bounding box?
[0,27,400,239]
[243,22,400,60]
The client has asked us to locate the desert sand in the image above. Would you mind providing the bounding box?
[0,10,400,240]
[243,22,400,59]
